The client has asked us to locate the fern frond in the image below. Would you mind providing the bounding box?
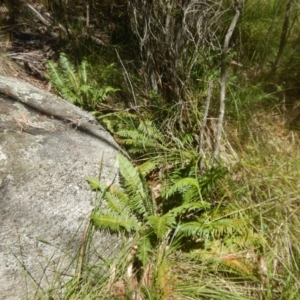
[118,154,155,217]
[59,87,79,104]
[90,212,140,233]
[178,217,246,240]
[138,159,163,177]
[86,177,102,190]
[227,231,261,249]
[47,53,119,110]
[104,191,131,216]
[59,53,75,73]
[80,59,88,84]
[99,86,119,99]
[177,221,203,237]
[221,255,256,277]
[136,235,153,268]
[110,185,132,210]
[138,120,164,142]
[46,60,65,87]
[59,53,81,91]
[117,130,144,140]
[199,166,227,195]
[202,219,239,239]
[165,177,200,199]
[169,202,211,218]
[79,84,91,94]
[182,186,202,203]
[147,215,175,239]
[117,130,168,152]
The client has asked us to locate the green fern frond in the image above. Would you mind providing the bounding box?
[80,59,88,84]
[178,217,247,240]
[90,212,140,233]
[147,215,175,239]
[59,53,80,91]
[165,177,200,199]
[138,120,164,142]
[79,84,91,94]
[116,130,145,140]
[177,221,204,237]
[59,53,75,73]
[118,154,155,217]
[86,177,102,190]
[138,159,163,177]
[169,202,211,218]
[227,232,261,248]
[104,191,131,216]
[99,63,117,84]
[199,166,227,194]
[203,219,238,239]
[47,53,119,110]
[116,130,167,152]
[46,60,64,87]
[59,53,76,84]
[182,186,202,203]
[137,235,153,268]
[118,153,145,199]
[99,86,119,98]
[110,185,132,210]
[46,55,80,103]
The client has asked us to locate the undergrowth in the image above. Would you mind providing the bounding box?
[46,53,119,111]
[39,104,300,299]
[40,0,300,299]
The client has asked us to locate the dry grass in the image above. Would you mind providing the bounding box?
[169,110,300,299]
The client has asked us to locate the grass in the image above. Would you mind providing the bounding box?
[6,0,299,298]
[163,111,300,300]
[34,108,300,300]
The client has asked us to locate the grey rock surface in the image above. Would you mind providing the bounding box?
[0,76,120,299]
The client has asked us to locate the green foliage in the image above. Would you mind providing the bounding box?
[101,111,208,181]
[31,0,300,298]
[91,212,140,233]
[86,151,263,298]
[240,0,286,64]
[46,53,119,110]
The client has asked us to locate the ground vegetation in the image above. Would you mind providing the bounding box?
[1,0,300,298]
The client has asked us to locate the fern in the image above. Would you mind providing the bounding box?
[147,215,175,239]
[80,59,88,83]
[182,186,202,203]
[90,212,140,233]
[178,215,248,241]
[110,185,133,212]
[138,120,165,143]
[116,129,168,153]
[169,202,211,218]
[46,60,64,87]
[46,53,119,110]
[118,154,155,217]
[136,235,153,268]
[165,177,200,199]
[87,152,255,297]
[104,191,132,216]
[138,159,163,177]
[86,177,102,190]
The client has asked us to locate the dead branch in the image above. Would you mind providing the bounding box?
[213,1,243,162]
[199,80,213,156]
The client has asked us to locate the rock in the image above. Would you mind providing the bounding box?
[0,76,120,299]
